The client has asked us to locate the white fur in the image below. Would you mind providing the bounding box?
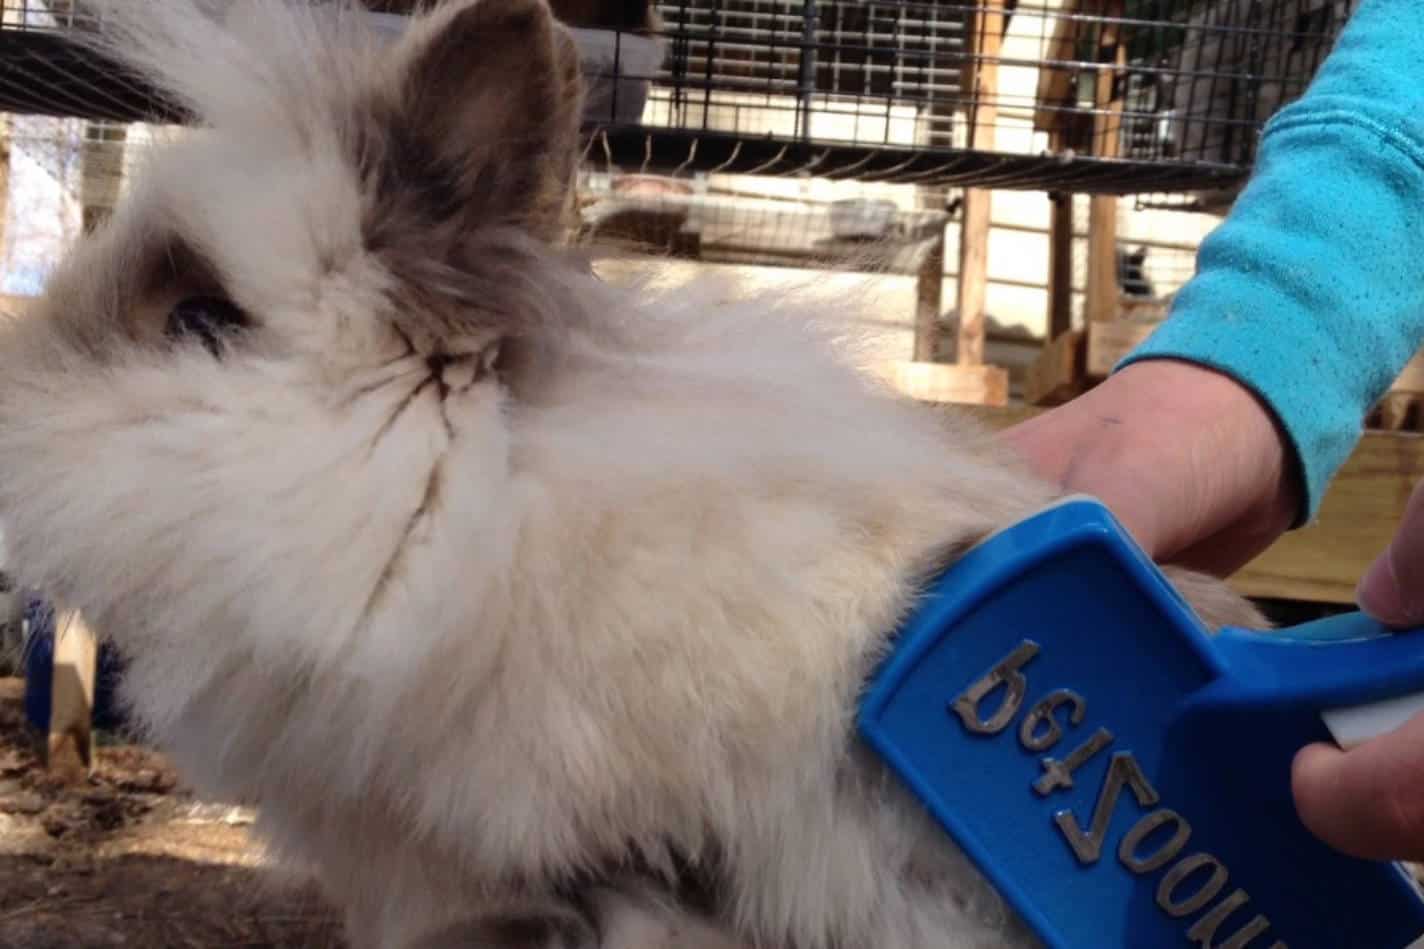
[0,2,1265,946]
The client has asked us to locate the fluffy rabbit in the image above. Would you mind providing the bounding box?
[0,0,1266,946]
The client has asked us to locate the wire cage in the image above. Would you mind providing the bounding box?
[0,0,1356,195]
[589,0,1357,192]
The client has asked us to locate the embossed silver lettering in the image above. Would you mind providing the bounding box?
[1053,751,1156,864]
[1158,853,1229,918]
[1018,688,1087,753]
[1185,889,1279,948]
[1035,727,1115,797]
[1119,808,1191,874]
[951,641,1039,736]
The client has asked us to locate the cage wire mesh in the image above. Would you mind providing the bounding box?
[574,166,952,275]
[0,0,1353,344]
[0,0,1356,194]
[1092,196,1212,310]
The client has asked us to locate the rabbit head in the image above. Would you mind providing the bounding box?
[0,1,1267,946]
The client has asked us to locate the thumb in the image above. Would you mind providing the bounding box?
[1357,478,1424,629]
[1292,710,1424,862]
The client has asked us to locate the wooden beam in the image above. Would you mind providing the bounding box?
[1024,328,1086,406]
[1084,212,1118,327]
[956,190,992,366]
[43,609,98,779]
[955,3,1005,369]
[1085,319,1157,379]
[884,361,1009,407]
[913,230,945,362]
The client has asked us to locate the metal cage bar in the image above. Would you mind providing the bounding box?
[0,0,1356,193]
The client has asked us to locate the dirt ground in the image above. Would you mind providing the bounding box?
[0,678,346,948]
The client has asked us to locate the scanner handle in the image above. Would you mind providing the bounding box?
[1212,611,1424,748]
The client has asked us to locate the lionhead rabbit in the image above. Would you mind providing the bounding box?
[0,0,1266,946]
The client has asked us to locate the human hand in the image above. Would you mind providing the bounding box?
[1000,358,1302,576]
[1291,477,1424,861]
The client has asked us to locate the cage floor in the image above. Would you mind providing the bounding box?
[585,124,1249,194]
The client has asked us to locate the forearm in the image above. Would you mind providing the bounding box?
[1119,0,1424,525]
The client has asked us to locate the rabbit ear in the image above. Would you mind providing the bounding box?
[372,0,584,240]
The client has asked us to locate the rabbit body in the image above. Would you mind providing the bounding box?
[0,1,1266,946]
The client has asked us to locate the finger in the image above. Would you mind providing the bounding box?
[1292,710,1424,862]
[1357,477,1424,628]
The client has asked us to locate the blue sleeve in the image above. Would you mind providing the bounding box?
[1117,0,1424,527]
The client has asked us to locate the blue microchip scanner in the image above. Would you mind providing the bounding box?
[859,496,1424,948]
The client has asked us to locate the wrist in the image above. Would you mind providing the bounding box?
[1002,358,1301,569]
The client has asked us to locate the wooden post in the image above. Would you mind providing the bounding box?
[1024,187,1083,406]
[955,2,1005,368]
[913,231,945,362]
[44,609,98,778]
[956,190,992,367]
[1084,4,1125,324]
[886,3,1008,407]
[1047,191,1073,339]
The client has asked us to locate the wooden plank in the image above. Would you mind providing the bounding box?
[1085,319,1157,378]
[885,361,1009,406]
[1233,432,1424,604]
[44,609,98,779]
[1119,297,1169,322]
[1024,328,1086,406]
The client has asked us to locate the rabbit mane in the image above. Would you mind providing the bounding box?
[0,1,1266,947]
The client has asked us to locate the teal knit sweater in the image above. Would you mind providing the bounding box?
[1118,0,1424,527]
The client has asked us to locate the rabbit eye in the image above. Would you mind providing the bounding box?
[165,296,249,359]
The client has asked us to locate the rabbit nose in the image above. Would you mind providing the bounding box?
[424,342,502,394]
[425,351,486,393]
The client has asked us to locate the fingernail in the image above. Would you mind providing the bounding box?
[1358,547,1417,628]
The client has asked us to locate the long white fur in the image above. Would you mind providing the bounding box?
[0,2,1266,947]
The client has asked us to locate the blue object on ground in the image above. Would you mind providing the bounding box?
[859,495,1424,949]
